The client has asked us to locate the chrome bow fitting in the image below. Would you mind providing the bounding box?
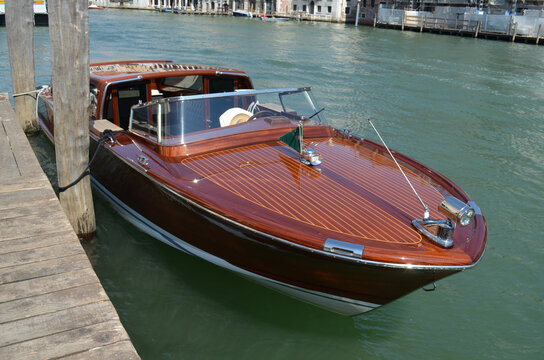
[300,148,322,166]
[412,196,475,248]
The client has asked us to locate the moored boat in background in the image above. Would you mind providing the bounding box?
[38,60,487,316]
[33,0,48,26]
[0,0,49,26]
[233,9,253,17]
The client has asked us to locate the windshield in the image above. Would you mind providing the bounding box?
[129,87,326,146]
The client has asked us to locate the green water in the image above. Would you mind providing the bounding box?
[2,9,544,359]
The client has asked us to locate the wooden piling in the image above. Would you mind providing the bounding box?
[4,0,38,133]
[48,0,96,238]
[475,20,481,38]
[401,11,406,31]
[512,22,518,42]
[536,24,541,45]
[420,16,424,32]
[374,12,377,27]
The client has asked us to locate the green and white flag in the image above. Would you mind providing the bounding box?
[279,124,302,154]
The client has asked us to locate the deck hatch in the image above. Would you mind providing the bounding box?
[324,238,364,259]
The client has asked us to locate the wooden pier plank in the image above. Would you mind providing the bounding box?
[59,341,141,360]
[0,282,108,324]
[0,229,75,254]
[0,253,91,284]
[0,121,20,180]
[0,268,99,303]
[0,212,75,241]
[0,321,135,360]
[0,300,121,348]
[0,95,140,358]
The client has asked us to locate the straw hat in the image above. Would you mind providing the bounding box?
[219,108,253,127]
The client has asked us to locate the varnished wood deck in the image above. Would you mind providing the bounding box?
[0,94,140,359]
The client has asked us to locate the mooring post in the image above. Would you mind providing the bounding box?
[355,1,360,27]
[536,24,542,45]
[401,10,406,31]
[512,22,518,42]
[48,0,96,238]
[475,20,481,38]
[5,0,39,133]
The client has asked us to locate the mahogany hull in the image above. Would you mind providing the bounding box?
[37,61,486,315]
[88,138,459,315]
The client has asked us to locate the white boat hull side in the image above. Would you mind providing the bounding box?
[91,177,380,316]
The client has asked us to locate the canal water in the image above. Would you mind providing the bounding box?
[1,9,543,359]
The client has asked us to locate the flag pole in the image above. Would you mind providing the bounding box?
[298,121,303,155]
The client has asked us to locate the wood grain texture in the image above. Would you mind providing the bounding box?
[0,321,135,360]
[48,0,96,237]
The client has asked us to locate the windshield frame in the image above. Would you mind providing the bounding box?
[128,87,325,146]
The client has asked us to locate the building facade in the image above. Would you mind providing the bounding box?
[97,0,543,22]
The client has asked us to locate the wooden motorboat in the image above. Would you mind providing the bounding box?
[38,60,487,316]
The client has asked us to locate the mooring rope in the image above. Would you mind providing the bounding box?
[12,86,49,124]
[58,129,124,193]
[12,89,42,98]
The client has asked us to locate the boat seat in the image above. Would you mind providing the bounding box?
[219,107,252,127]
[90,119,123,137]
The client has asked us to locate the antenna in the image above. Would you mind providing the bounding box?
[368,120,430,220]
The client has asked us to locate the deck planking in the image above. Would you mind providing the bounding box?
[0,94,140,359]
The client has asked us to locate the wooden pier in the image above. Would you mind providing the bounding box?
[0,94,140,359]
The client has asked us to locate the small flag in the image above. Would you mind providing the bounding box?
[279,124,302,154]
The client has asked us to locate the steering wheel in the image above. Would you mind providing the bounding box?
[247,110,277,122]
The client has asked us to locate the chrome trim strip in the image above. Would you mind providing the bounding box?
[100,141,482,271]
[324,238,364,259]
[215,70,250,77]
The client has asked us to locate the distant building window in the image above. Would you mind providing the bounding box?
[361,13,365,18]
[303,5,307,11]
[317,5,321,12]
[371,0,375,7]
[363,0,366,7]
[328,6,331,12]
[293,4,297,10]
[345,7,350,14]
